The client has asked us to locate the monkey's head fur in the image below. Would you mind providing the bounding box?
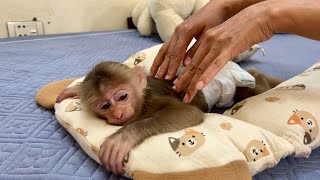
[80,61,147,125]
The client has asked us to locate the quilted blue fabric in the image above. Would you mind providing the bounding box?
[0,30,319,180]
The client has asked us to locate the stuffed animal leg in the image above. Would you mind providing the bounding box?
[132,0,154,36]
[149,0,197,42]
[132,0,210,42]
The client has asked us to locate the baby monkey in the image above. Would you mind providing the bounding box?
[79,62,208,174]
[56,62,282,175]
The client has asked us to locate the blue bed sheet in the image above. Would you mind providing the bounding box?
[0,30,319,180]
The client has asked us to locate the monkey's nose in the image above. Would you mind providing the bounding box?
[113,112,123,120]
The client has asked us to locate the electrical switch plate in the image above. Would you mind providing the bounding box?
[7,21,44,37]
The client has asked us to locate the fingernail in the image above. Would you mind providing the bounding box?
[165,75,170,80]
[183,94,189,103]
[173,79,178,84]
[196,81,204,90]
[172,86,176,90]
[184,56,191,66]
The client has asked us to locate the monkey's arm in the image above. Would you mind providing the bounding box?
[56,85,80,103]
[235,69,283,101]
[135,99,204,142]
[99,97,204,174]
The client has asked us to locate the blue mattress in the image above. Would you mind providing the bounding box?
[0,29,319,180]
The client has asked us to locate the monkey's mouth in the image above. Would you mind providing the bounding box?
[106,116,130,125]
[117,117,129,125]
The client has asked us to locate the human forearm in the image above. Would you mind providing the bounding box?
[213,0,266,20]
[268,0,320,40]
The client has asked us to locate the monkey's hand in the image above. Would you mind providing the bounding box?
[56,85,80,103]
[99,131,136,175]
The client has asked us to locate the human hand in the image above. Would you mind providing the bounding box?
[149,0,226,80]
[149,0,266,80]
[56,85,80,103]
[173,1,275,103]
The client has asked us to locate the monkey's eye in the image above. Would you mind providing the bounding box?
[99,102,110,110]
[118,94,128,101]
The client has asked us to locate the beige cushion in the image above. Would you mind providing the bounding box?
[54,45,295,177]
[224,62,320,157]
[55,95,294,177]
[36,78,77,109]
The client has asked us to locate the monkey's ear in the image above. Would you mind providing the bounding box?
[133,66,147,88]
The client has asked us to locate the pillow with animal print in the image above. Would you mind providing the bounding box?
[54,43,293,178]
[224,62,320,158]
[55,77,295,178]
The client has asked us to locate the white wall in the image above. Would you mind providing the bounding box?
[0,0,140,38]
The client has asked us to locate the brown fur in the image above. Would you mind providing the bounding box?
[79,62,283,174]
[79,62,207,174]
[145,77,208,113]
[80,62,143,108]
[235,69,283,101]
[80,61,206,146]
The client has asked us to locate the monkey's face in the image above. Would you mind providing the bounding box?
[92,86,137,125]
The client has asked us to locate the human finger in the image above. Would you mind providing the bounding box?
[197,52,230,92]
[156,35,179,79]
[183,34,205,66]
[172,42,210,93]
[183,49,221,103]
[164,24,197,80]
[149,39,171,77]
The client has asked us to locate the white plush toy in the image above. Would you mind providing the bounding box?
[132,0,209,42]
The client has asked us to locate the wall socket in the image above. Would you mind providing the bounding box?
[7,21,44,38]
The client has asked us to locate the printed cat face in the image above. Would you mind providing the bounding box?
[225,100,246,116]
[287,110,319,144]
[243,140,269,162]
[275,84,306,91]
[65,101,82,112]
[131,52,146,65]
[169,129,205,157]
